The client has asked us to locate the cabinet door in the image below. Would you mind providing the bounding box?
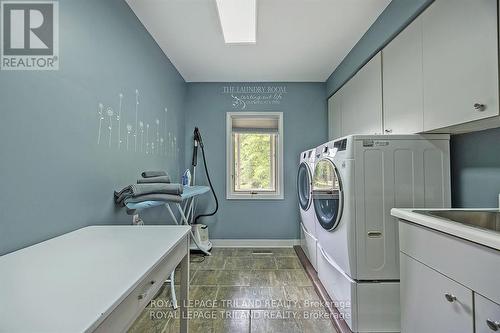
[340,78,356,137]
[328,89,342,140]
[422,0,499,131]
[341,53,383,136]
[382,17,424,134]
[475,293,500,333]
[400,253,473,333]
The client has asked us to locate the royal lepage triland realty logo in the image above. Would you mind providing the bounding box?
[1,1,59,70]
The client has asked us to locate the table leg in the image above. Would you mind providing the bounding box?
[179,243,189,333]
[169,272,178,309]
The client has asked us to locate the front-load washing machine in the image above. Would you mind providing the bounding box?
[313,134,451,332]
[298,148,317,270]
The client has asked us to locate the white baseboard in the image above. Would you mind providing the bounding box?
[211,239,300,248]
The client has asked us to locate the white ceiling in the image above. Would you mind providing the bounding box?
[126,0,391,82]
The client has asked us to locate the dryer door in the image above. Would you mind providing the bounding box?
[313,158,343,231]
[297,162,312,211]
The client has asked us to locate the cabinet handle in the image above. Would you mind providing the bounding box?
[385,129,393,133]
[486,319,500,331]
[474,103,486,111]
[444,293,457,302]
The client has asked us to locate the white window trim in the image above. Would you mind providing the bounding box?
[226,112,284,200]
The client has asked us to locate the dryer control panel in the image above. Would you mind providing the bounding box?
[308,150,315,163]
[333,138,347,151]
[315,137,349,159]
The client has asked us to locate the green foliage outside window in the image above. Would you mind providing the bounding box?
[234,133,275,191]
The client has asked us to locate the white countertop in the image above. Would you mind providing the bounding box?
[391,208,500,251]
[0,225,190,333]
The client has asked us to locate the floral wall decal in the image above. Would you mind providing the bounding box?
[95,88,178,158]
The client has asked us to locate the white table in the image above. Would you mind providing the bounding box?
[0,225,191,333]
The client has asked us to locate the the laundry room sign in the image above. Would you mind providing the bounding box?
[223,85,287,110]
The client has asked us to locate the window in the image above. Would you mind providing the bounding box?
[227,112,283,199]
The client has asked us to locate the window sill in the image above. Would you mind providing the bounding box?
[226,193,284,200]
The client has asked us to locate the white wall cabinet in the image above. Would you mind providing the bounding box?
[422,0,499,132]
[341,53,383,136]
[328,0,499,138]
[382,17,424,134]
[327,53,383,140]
[327,88,342,140]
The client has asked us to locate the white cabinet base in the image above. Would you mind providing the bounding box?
[475,293,500,333]
[400,253,473,333]
[397,218,500,333]
[399,220,500,304]
[317,244,400,332]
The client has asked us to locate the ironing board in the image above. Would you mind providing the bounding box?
[125,185,210,309]
[126,186,210,227]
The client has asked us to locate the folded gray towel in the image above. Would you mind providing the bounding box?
[130,183,183,196]
[115,191,129,205]
[114,185,132,199]
[137,176,171,184]
[141,171,167,178]
[114,183,183,205]
[124,193,183,204]
[114,187,133,205]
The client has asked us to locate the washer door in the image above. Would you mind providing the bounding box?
[297,162,312,211]
[313,158,343,231]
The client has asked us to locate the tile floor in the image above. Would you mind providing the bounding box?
[128,248,337,333]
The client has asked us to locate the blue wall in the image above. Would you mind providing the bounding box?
[0,0,186,255]
[184,83,327,240]
[451,128,500,208]
[326,0,433,97]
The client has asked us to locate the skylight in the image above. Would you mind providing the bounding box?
[215,0,256,44]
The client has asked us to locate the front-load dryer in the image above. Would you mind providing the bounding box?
[314,134,451,281]
[313,134,451,333]
[312,140,355,277]
[298,148,317,269]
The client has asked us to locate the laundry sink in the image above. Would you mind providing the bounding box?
[415,210,500,233]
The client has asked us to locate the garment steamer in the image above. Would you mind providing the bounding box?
[189,127,218,254]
